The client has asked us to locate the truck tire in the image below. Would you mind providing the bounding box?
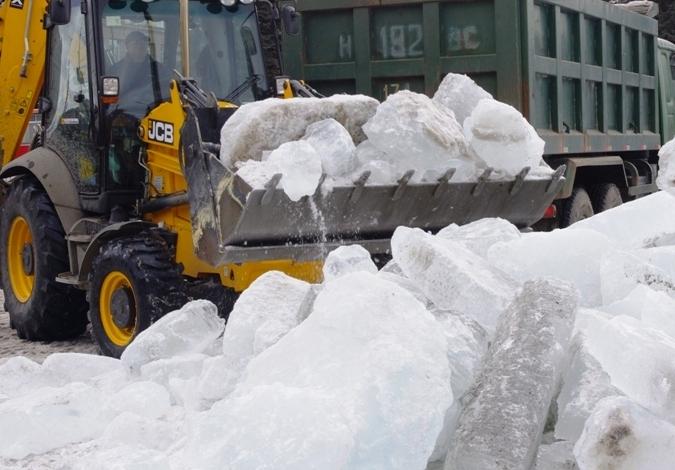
[560,187,594,228]
[590,183,623,214]
[0,177,88,340]
[88,233,187,358]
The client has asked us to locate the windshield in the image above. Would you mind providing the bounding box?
[99,0,269,117]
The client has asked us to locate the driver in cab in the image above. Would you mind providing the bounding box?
[109,31,168,118]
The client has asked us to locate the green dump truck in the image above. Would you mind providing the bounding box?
[282,0,675,227]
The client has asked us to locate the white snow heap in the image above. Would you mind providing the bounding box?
[0,356,51,402]
[362,90,477,182]
[392,226,517,334]
[574,396,675,470]
[657,137,675,196]
[302,118,358,178]
[120,300,224,371]
[432,73,494,125]
[447,279,578,470]
[185,272,452,470]
[322,245,378,282]
[220,94,378,167]
[534,441,578,470]
[198,271,315,402]
[464,98,547,176]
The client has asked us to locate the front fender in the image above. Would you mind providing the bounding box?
[1,148,84,233]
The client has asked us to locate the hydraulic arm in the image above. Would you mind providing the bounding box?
[0,0,47,164]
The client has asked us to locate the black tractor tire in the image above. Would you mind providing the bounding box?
[88,233,188,358]
[0,177,88,340]
[590,183,624,214]
[560,187,595,228]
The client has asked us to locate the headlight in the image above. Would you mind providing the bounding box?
[220,0,237,6]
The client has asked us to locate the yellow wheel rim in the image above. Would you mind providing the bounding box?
[7,216,35,303]
[99,271,137,347]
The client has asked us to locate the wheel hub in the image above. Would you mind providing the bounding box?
[110,287,136,329]
[21,243,34,275]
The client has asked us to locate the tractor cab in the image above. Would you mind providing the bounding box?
[41,0,275,214]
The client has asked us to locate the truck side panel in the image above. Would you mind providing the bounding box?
[283,0,660,158]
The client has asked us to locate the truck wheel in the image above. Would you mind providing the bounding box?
[560,187,594,228]
[88,233,187,357]
[590,183,623,213]
[0,177,88,340]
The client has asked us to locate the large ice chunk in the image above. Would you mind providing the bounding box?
[571,191,675,248]
[432,73,494,125]
[534,441,578,470]
[488,228,614,307]
[323,245,378,282]
[657,137,675,196]
[574,396,675,470]
[392,226,517,334]
[101,412,180,451]
[0,383,109,459]
[302,118,358,178]
[363,90,476,182]
[220,95,378,167]
[437,218,521,259]
[42,353,125,385]
[264,140,323,201]
[555,336,623,442]
[121,300,224,371]
[186,272,452,470]
[0,356,50,402]
[197,271,314,402]
[428,308,488,465]
[464,99,546,176]
[577,310,675,420]
[601,285,675,339]
[106,381,171,420]
[599,249,675,304]
[446,280,578,470]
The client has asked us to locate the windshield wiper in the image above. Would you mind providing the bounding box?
[225,75,260,103]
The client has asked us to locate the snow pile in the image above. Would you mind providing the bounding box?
[3,191,675,470]
[229,74,549,200]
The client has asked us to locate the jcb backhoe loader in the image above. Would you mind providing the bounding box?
[0,0,565,356]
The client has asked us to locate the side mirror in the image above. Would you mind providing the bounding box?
[281,5,300,36]
[47,0,72,26]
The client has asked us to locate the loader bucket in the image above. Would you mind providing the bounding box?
[182,108,566,266]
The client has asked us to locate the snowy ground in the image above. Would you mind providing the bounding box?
[0,293,97,366]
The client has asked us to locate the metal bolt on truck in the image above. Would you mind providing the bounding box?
[1,0,570,355]
[282,0,675,228]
